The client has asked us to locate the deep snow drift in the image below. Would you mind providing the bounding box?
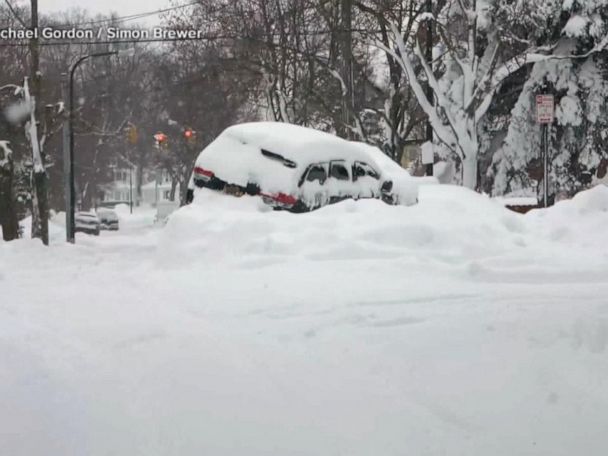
[2,185,608,456]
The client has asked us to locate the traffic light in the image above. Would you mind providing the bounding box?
[154,132,168,149]
[184,128,196,143]
[125,124,138,145]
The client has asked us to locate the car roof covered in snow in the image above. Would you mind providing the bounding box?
[194,122,410,193]
[220,122,372,163]
[75,211,98,218]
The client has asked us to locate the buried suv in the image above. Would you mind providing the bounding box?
[187,122,420,212]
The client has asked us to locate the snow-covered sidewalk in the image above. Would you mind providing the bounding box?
[2,186,608,455]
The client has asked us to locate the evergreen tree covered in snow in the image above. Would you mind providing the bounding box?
[491,0,608,198]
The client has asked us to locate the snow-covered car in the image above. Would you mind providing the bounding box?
[96,208,119,231]
[75,211,100,236]
[187,122,418,212]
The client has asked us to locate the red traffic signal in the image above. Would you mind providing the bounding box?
[184,129,193,139]
[154,132,168,143]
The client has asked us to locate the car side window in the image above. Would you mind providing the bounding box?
[329,161,350,181]
[305,164,327,184]
[353,161,379,181]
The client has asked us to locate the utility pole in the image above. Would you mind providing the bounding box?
[341,0,354,139]
[61,72,74,243]
[424,0,434,177]
[129,167,133,214]
[63,51,117,243]
[29,0,49,245]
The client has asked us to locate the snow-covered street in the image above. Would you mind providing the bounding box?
[2,186,608,456]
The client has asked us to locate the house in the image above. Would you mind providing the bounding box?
[101,167,134,204]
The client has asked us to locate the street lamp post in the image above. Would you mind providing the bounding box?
[62,51,117,243]
[129,166,133,214]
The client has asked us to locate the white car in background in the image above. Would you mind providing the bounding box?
[187,122,420,212]
[96,208,119,231]
[75,211,100,236]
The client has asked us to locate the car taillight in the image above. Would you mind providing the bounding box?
[274,193,298,206]
[261,192,298,208]
[194,166,214,178]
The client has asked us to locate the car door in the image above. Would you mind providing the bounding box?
[327,160,353,203]
[298,162,329,209]
[352,161,381,199]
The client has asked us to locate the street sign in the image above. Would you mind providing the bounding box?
[536,94,554,207]
[536,95,554,124]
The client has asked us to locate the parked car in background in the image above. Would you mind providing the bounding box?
[96,208,119,231]
[75,212,100,236]
[187,122,420,212]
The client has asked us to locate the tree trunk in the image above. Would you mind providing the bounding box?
[340,0,354,138]
[29,0,49,245]
[461,156,477,190]
[0,161,19,241]
[169,178,177,201]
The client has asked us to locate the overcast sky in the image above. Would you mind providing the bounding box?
[39,0,170,23]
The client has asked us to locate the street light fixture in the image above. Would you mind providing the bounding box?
[62,50,118,243]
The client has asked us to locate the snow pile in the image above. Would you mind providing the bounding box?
[3,185,608,456]
[18,212,66,242]
[112,203,157,230]
[160,184,608,284]
[160,185,528,268]
[526,184,608,247]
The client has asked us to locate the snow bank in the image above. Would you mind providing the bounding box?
[4,185,608,456]
[112,204,157,230]
[18,212,66,242]
[525,184,608,247]
[159,185,527,268]
[159,184,608,284]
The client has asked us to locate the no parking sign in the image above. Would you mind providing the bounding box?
[536,95,554,124]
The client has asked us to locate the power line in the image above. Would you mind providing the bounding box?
[53,1,200,28]
[2,1,200,31]
[3,0,27,28]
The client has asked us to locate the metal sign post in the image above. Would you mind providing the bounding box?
[536,95,554,208]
